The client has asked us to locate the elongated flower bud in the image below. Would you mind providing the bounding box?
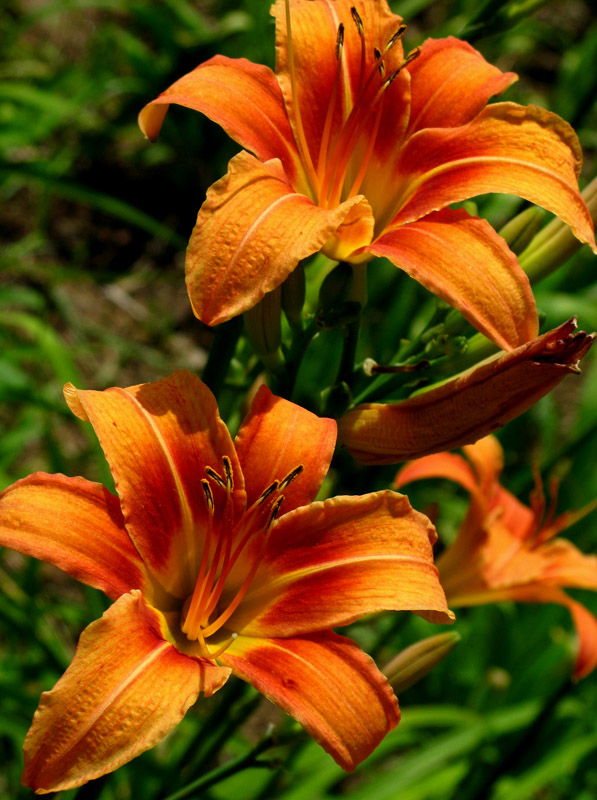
[383,632,461,693]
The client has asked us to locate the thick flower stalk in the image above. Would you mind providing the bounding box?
[395,435,597,679]
[338,318,595,464]
[139,0,595,350]
[0,371,453,793]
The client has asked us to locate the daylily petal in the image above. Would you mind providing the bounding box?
[406,37,517,135]
[229,492,453,637]
[394,453,479,496]
[492,485,535,540]
[394,103,597,251]
[538,539,597,591]
[339,319,595,464]
[220,630,400,770]
[0,473,149,601]
[138,55,303,187]
[234,385,336,514]
[368,208,538,350]
[64,371,241,599]
[462,434,504,489]
[22,591,230,794]
[271,0,405,169]
[186,152,370,325]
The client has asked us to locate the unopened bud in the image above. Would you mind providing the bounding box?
[382,631,461,693]
[519,176,597,284]
[498,207,545,254]
[244,286,282,370]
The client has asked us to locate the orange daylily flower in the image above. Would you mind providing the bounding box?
[139,0,595,349]
[395,435,597,679]
[0,371,453,793]
[339,318,595,464]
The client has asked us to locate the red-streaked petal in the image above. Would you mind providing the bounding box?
[220,630,400,770]
[406,37,517,135]
[138,55,303,188]
[22,591,230,794]
[339,319,595,464]
[229,492,453,637]
[393,103,596,252]
[0,473,149,601]
[234,385,336,514]
[369,208,538,350]
[395,453,479,496]
[186,152,370,325]
[64,371,241,599]
[271,0,405,169]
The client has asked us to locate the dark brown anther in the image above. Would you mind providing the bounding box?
[405,46,421,65]
[384,24,407,53]
[383,67,402,89]
[258,480,279,504]
[268,496,285,528]
[350,6,364,36]
[205,466,226,489]
[222,456,234,490]
[335,23,345,60]
[279,465,304,489]
[201,479,214,510]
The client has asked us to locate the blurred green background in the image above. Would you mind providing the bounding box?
[2,0,597,798]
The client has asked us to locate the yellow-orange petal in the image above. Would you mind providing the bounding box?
[0,473,149,601]
[538,538,597,591]
[186,152,370,325]
[229,491,453,637]
[220,630,400,771]
[271,0,405,170]
[462,434,504,490]
[138,55,303,188]
[64,371,242,599]
[395,453,479,496]
[22,591,230,794]
[234,385,336,514]
[394,103,596,252]
[369,208,538,350]
[338,319,595,464]
[406,37,517,135]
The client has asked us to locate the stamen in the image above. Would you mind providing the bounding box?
[351,6,367,93]
[279,464,304,489]
[207,632,238,660]
[317,23,345,192]
[384,24,407,53]
[268,495,284,528]
[202,480,214,510]
[258,480,279,504]
[205,466,226,489]
[222,455,234,491]
[350,6,364,35]
[284,0,319,196]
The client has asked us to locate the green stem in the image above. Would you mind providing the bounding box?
[161,728,281,800]
[201,317,243,398]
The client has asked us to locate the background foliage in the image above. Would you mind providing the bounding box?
[1,0,597,798]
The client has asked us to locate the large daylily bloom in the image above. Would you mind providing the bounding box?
[139,0,595,349]
[338,318,595,464]
[0,371,453,793]
[395,435,597,679]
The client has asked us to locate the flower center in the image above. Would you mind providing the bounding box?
[284,1,418,210]
[180,458,303,661]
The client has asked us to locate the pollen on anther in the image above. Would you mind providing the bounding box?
[279,465,304,489]
[350,6,364,36]
[201,479,214,510]
[335,23,345,60]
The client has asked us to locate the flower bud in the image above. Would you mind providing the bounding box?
[382,632,461,693]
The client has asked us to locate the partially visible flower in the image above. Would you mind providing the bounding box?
[139,0,595,348]
[338,318,595,465]
[0,371,453,793]
[395,435,597,679]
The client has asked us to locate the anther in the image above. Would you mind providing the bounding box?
[279,465,304,489]
[205,466,226,489]
[201,479,214,510]
[335,23,344,60]
[222,456,234,491]
[350,6,364,36]
[268,496,284,528]
[404,46,421,65]
[384,24,407,53]
[258,480,279,504]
